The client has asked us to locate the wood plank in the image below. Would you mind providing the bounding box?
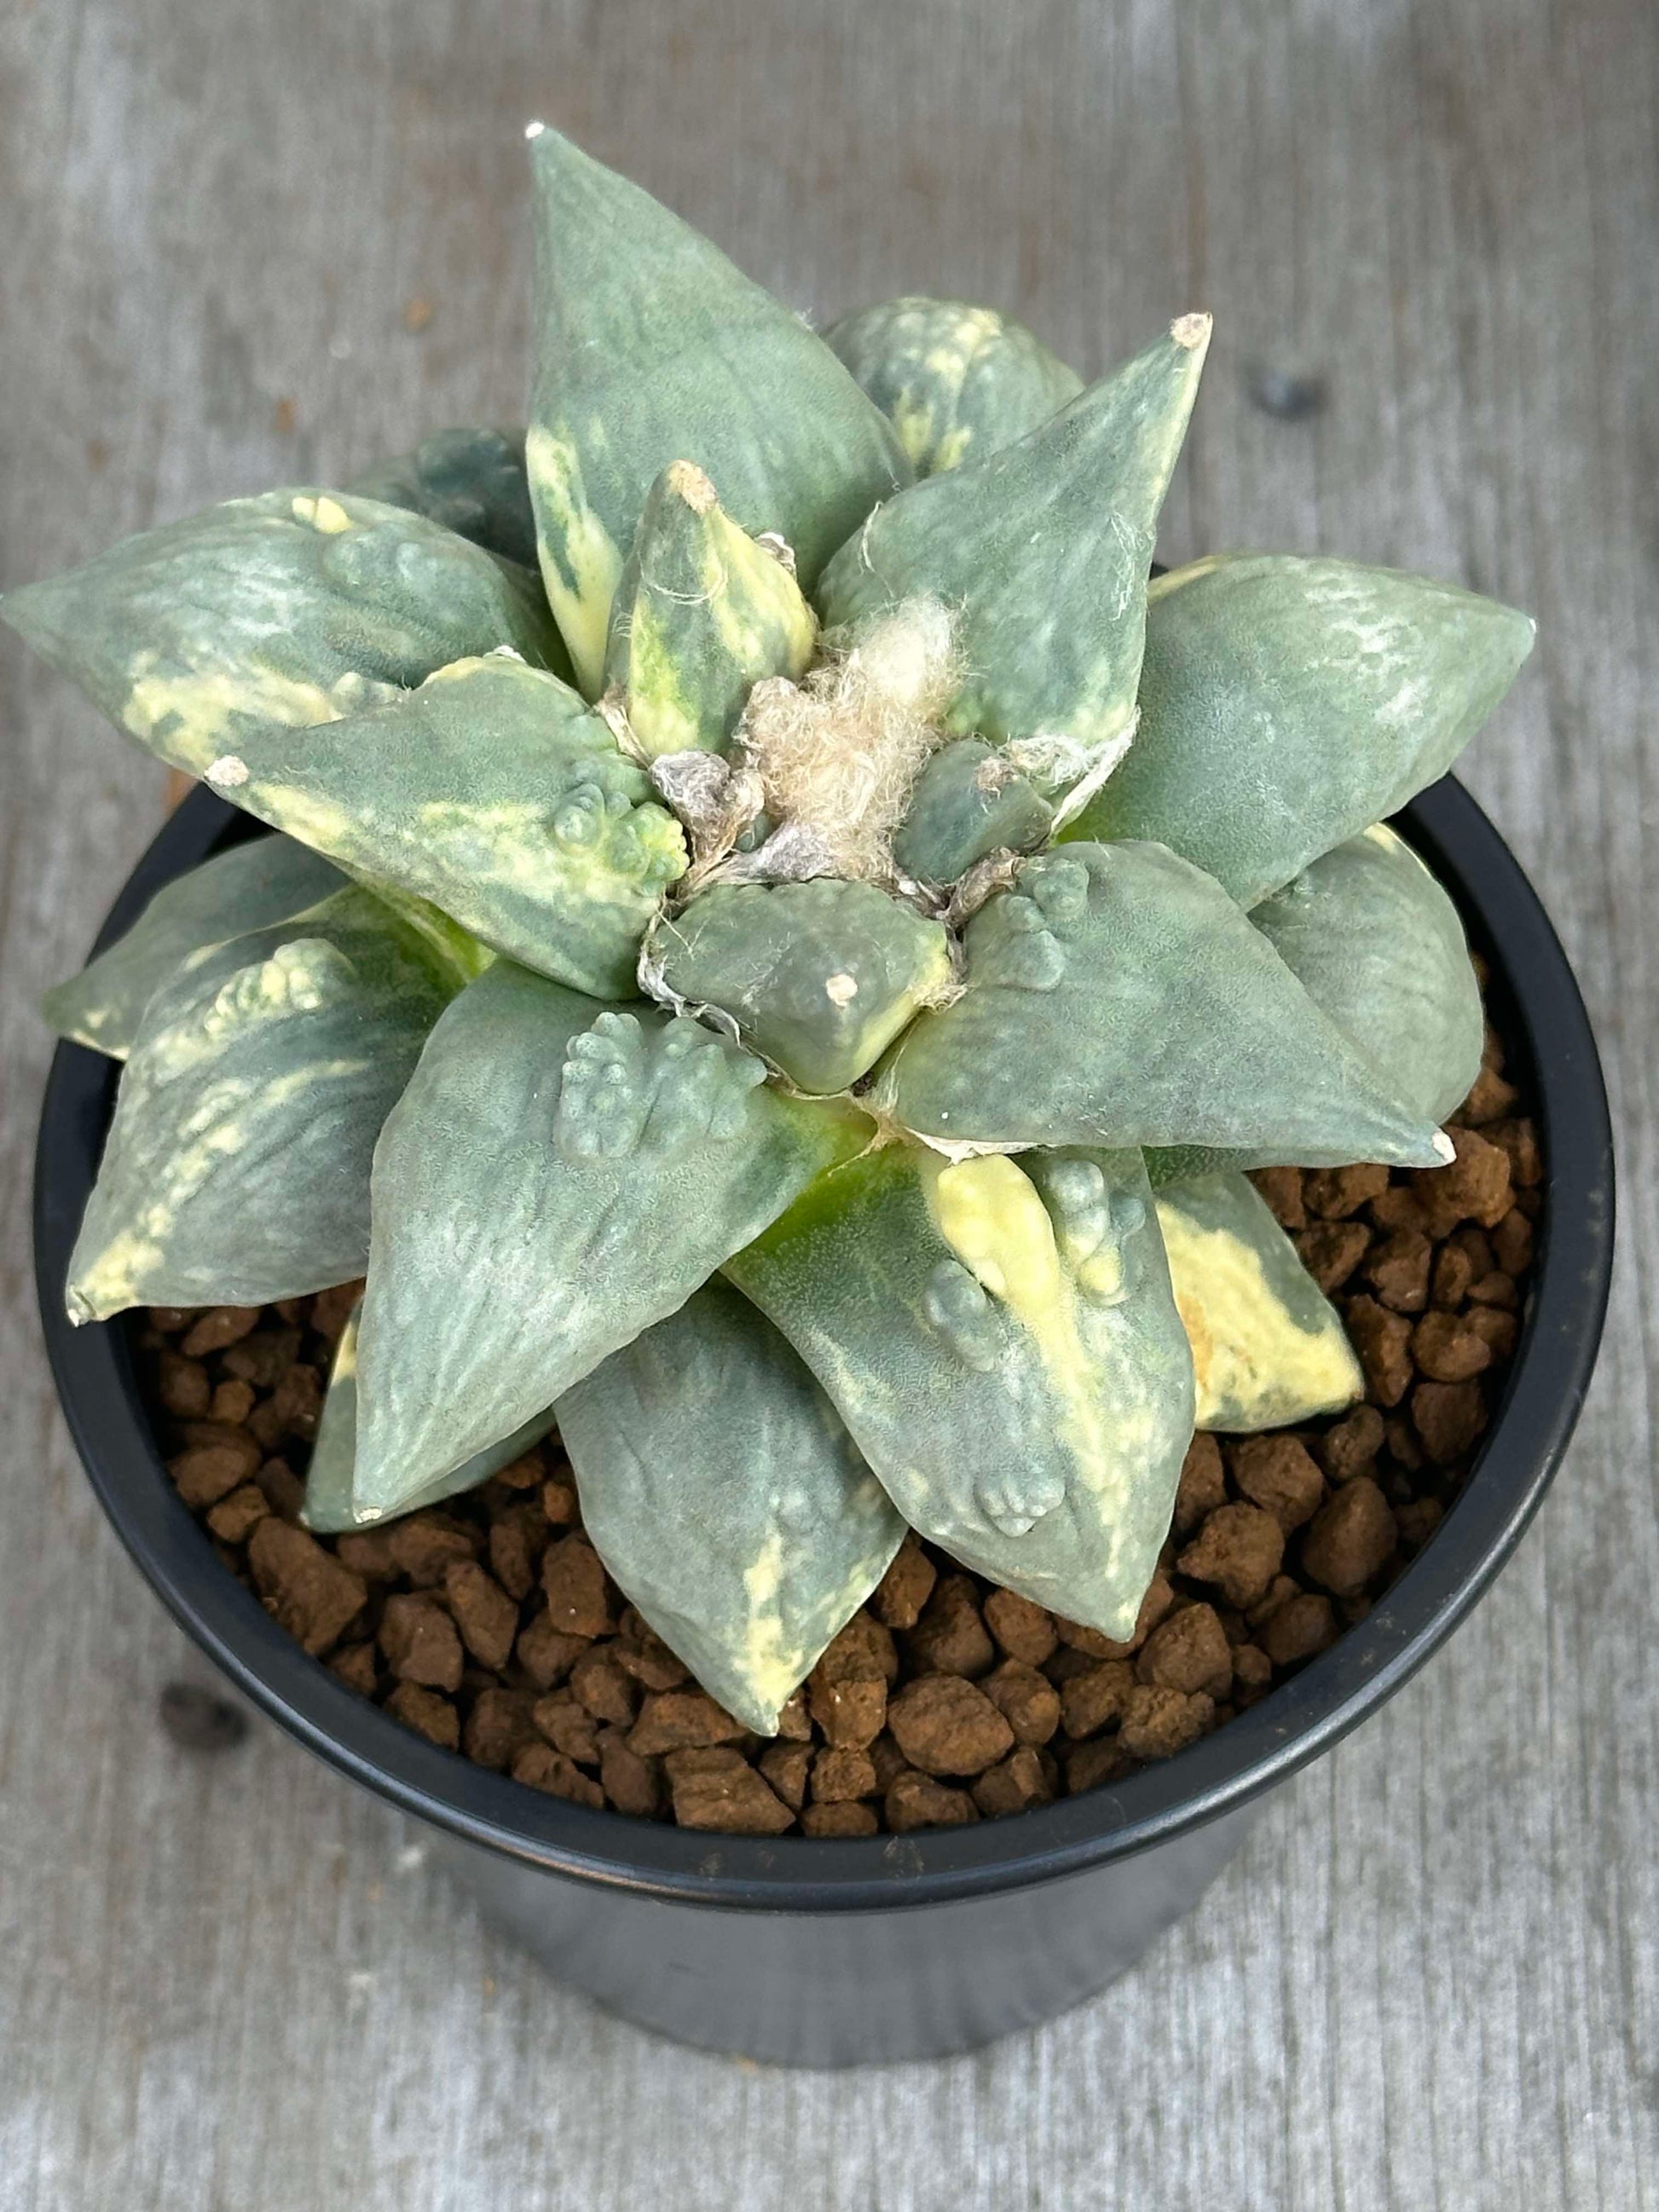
[1,0,1654,2203]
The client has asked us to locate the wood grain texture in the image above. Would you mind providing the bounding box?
[1,1,1654,2204]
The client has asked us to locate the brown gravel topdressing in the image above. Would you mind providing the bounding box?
[135,1010,1540,1838]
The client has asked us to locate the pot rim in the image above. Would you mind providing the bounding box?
[33,777,1614,1911]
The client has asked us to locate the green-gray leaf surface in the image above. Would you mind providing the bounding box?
[817,318,1210,802]
[1154,1172,1363,1430]
[3,488,563,777]
[65,889,454,1322]
[351,961,871,1519]
[558,1282,905,1733]
[648,877,955,1094]
[726,1144,1194,1640]
[301,1302,558,1534]
[1066,553,1535,905]
[43,835,346,1060]
[880,842,1452,1166]
[1251,823,1483,1124]
[1143,824,1484,1181]
[194,652,686,999]
[890,738,1055,887]
[823,296,1083,476]
[345,426,541,572]
[526,126,910,693]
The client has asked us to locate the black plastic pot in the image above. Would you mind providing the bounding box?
[34,779,1613,2066]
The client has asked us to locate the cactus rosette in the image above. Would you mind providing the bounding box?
[9,128,1533,1747]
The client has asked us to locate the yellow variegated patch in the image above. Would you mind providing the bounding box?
[824,296,1083,478]
[526,421,627,696]
[290,493,356,534]
[737,1530,799,1719]
[65,891,453,1321]
[41,835,348,1060]
[1154,1173,1363,1431]
[726,1142,1193,1640]
[603,461,818,759]
[126,658,402,775]
[930,1155,1122,1547]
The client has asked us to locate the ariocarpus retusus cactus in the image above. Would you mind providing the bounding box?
[7,127,1532,1736]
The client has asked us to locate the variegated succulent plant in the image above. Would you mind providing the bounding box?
[10,128,1534,1741]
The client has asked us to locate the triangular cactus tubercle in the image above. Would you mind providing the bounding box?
[525,124,910,694]
[1,488,563,778]
[185,651,687,1000]
[602,460,818,760]
[350,961,870,1522]
[880,841,1454,1167]
[818,315,1211,807]
[1066,552,1535,905]
[65,888,454,1323]
[646,876,956,1095]
[558,1281,905,1735]
[824,295,1083,477]
[725,1142,1194,1642]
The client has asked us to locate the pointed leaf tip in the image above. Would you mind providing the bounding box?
[663,459,720,513]
[303,1301,559,1534]
[526,126,908,691]
[350,962,870,1518]
[558,1283,905,1733]
[1066,553,1537,905]
[818,320,1208,809]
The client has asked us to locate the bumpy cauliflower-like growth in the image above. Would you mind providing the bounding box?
[9,128,1534,1741]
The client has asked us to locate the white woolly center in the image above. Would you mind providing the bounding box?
[734,596,958,882]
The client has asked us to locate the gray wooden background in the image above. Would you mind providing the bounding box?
[2,2,1654,2205]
